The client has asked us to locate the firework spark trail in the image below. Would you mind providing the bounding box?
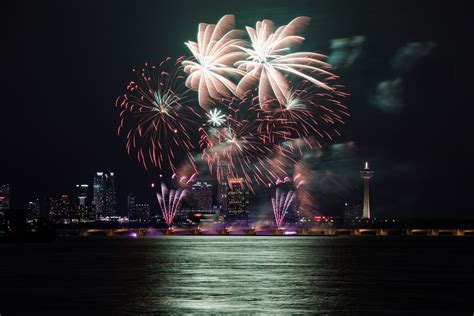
[199,95,292,192]
[183,15,247,109]
[257,80,349,149]
[116,57,202,173]
[271,188,295,228]
[235,17,337,107]
[116,16,349,196]
[156,183,187,227]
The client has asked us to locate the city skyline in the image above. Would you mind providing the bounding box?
[1,0,463,221]
[1,162,376,226]
[1,2,469,315]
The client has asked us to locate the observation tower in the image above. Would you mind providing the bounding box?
[360,162,374,219]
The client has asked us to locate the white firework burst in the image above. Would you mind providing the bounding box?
[235,17,336,107]
[183,15,246,109]
[206,108,227,127]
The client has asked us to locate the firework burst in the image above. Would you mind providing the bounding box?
[257,79,349,149]
[207,108,227,127]
[183,15,246,109]
[272,188,295,228]
[199,95,290,192]
[235,17,337,107]
[155,182,187,227]
[116,57,202,173]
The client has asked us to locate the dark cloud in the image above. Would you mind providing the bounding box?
[328,35,365,68]
[391,42,437,72]
[370,78,404,113]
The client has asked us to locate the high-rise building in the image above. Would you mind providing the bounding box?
[226,178,250,223]
[76,184,89,206]
[93,172,117,219]
[75,184,94,222]
[93,173,105,217]
[191,182,213,211]
[127,193,136,219]
[0,184,10,210]
[217,163,229,213]
[130,203,151,222]
[360,162,374,219]
[27,198,41,221]
[104,172,117,217]
[48,195,71,223]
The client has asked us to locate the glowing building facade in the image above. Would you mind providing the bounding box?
[93,172,117,219]
[191,182,213,211]
[130,203,151,222]
[0,184,10,210]
[226,178,250,223]
[75,184,95,222]
[217,170,229,213]
[27,198,41,221]
[48,195,72,223]
[127,193,136,219]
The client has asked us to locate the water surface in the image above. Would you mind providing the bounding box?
[1,236,473,314]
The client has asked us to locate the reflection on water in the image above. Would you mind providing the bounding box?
[1,236,473,314]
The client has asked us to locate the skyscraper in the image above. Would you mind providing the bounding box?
[27,198,41,221]
[127,193,136,219]
[226,178,250,223]
[0,184,10,210]
[76,184,89,206]
[76,184,94,222]
[48,195,71,223]
[191,182,213,210]
[93,172,117,219]
[93,173,105,218]
[360,162,374,219]
[130,203,151,222]
[217,163,229,213]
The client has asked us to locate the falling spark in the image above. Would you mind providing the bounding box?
[155,182,187,227]
[272,188,295,228]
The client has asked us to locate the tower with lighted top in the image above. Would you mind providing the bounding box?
[360,162,374,219]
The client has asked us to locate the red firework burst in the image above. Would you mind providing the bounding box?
[257,78,349,150]
[116,57,203,173]
[199,95,292,192]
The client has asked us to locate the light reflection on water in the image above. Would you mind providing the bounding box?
[1,236,473,314]
[148,236,338,314]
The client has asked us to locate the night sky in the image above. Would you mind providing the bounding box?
[2,0,463,218]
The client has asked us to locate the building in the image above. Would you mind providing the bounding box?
[2,209,27,236]
[27,198,41,221]
[93,172,117,219]
[191,182,213,211]
[344,202,362,220]
[127,193,136,219]
[48,195,72,223]
[130,203,151,222]
[226,178,250,223]
[93,173,105,218]
[75,184,94,222]
[0,184,10,210]
[76,184,89,206]
[360,162,374,219]
[217,163,229,213]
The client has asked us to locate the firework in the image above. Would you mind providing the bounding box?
[207,108,227,127]
[183,15,246,109]
[199,95,290,192]
[156,182,187,227]
[257,79,349,148]
[116,57,202,173]
[235,17,337,107]
[271,188,295,228]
